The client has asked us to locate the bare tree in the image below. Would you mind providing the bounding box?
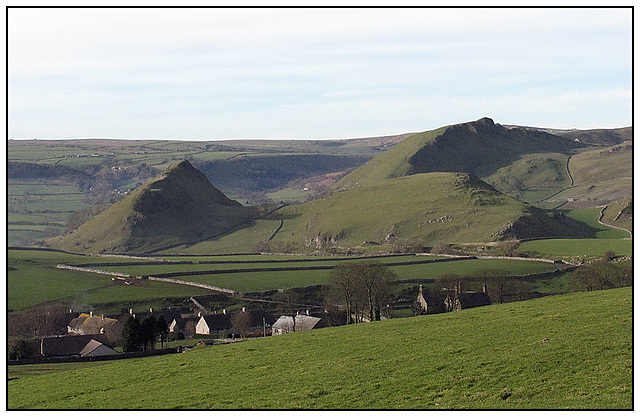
[232,309,252,339]
[328,261,396,323]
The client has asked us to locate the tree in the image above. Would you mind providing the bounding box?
[328,263,362,324]
[121,316,142,352]
[473,269,510,303]
[140,315,157,351]
[8,338,34,360]
[328,261,396,323]
[570,260,632,292]
[154,316,168,349]
[231,309,252,339]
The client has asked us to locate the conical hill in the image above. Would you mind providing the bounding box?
[49,160,252,254]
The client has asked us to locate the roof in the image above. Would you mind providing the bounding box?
[68,313,118,334]
[457,292,491,308]
[79,339,118,357]
[200,314,232,331]
[131,310,182,323]
[40,334,112,357]
[272,315,321,332]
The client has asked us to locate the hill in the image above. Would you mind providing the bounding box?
[334,117,582,189]
[266,172,592,251]
[48,161,253,254]
[8,287,632,409]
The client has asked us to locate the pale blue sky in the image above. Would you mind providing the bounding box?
[8,7,632,140]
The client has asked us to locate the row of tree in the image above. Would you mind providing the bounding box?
[121,314,168,352]
[326,261,396,324]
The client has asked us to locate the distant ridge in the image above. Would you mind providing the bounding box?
[48,160,252,254]
[335,117,582,189]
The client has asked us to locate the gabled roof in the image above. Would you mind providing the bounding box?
[457,292,491,309]
[79,339,118,356]
[272,315,321,332]
[68,313,118,334]
[40,334,112,356]
[199,314,232,331]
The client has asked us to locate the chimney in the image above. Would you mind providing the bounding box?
[306,309,309,316]
[90,311,93,318]
[242,307,246,313]
[101,314,105,320]
[69,308,74,314]
[482,283,487,294]
[198,311,201,317]
[41,338,45,356]
[149,308,153,314]
[419,284,423,296]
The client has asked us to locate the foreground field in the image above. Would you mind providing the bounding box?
[8,287,631,409]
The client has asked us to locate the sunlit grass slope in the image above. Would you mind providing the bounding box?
[8,287,631,409]
[271,172,591,249]
[48,160,252,254]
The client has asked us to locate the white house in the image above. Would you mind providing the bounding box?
[272,314,321,335]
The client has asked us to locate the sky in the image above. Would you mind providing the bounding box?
[8,7,633,140]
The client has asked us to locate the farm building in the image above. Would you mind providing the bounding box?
[415,284,490,314]
[168,317,199,336]
[415,285,447,314]
[272,313,321,335]
[38,334,113,357]
[67,312,118,336]
[195,313,232,335]
[79,339,118,357]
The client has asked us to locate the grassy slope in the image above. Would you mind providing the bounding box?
[8,288,632,409]
[569,142,632,185]
[334,118,580,190]
[270,172,590,249]
[48,161,251,254]
[601,197,633,233]
[7,250,212,313]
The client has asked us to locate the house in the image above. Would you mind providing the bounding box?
[416,284,490,314]
[272,313,321,335]
[444,289,491,312]
[415,285,446,314]
[79,339,118,357]
[195,313,232,335]
[67,312,118,336]
[168,317,199,336]
[39,334,113,357]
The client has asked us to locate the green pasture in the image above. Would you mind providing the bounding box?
[92,255,435,276]
[7,250,211,312]
[8,287,632,409]
[163,220,282,254]
[565,207,629,239]
[158,258,562,293]
[547,178,631,209]
[518,239,632,259]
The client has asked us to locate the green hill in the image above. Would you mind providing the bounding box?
[335,117,581,189]
[8,287,632,409]
[48,160,253,254]
[266,172,591,251]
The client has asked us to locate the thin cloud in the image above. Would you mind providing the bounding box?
[8,7,631,139]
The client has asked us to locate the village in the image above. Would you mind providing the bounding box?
[8,275,496,364]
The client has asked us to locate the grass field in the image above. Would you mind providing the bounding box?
[9,249,564,310]
[8,287,631,409]
[123,258,562,293]
[7,250,213,312]
[564,207,629,239]
[518,239,632,260]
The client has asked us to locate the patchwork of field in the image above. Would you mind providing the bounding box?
[8,287,632,409]
[9,249,569,313]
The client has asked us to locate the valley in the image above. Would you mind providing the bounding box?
[6,117,633,410]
